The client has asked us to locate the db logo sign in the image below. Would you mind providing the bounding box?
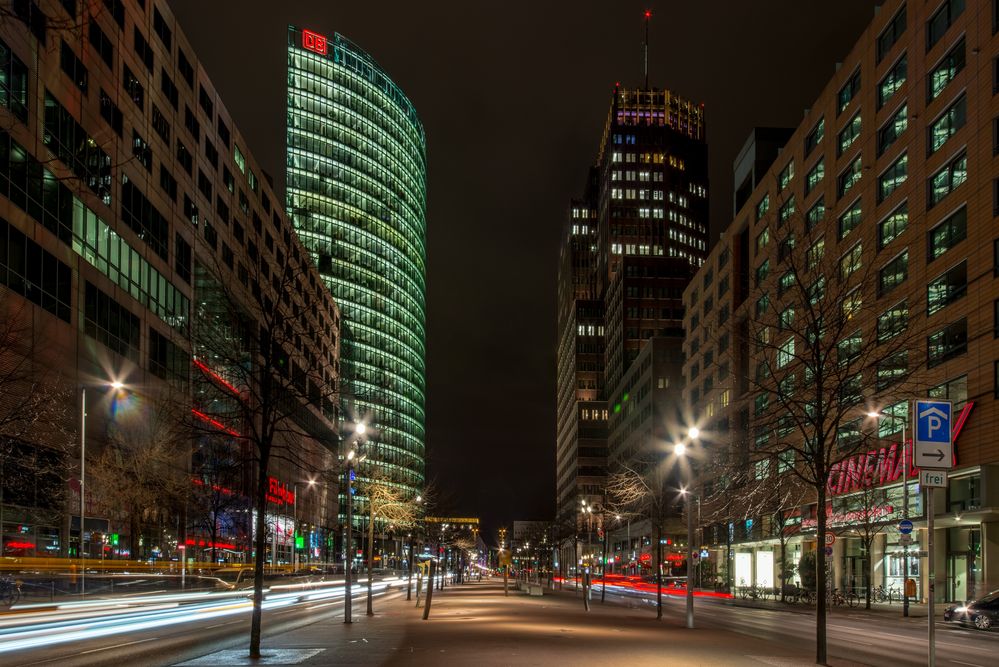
[302,29,328,55]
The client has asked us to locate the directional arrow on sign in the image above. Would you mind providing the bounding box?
[923,449,946,462]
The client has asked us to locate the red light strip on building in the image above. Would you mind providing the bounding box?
[185,538,236,550]
[191,408,243,438]
[192,359,241,396]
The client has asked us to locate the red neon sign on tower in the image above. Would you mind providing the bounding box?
[302,29,327,55]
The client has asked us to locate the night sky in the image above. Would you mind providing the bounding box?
[170,0,881,541]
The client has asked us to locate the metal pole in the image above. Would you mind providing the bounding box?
[686,492,694,629]
[293,484,298,573]
[80,388,86,599]
[902,421,909,618]
[928,485,936,667]
[344,462,353,624]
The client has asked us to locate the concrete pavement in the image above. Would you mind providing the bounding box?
[221,578,866,666]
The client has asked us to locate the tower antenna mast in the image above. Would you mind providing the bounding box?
[643,10,651,89]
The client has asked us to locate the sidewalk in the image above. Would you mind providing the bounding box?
[718,594,947,620]
[225,578,868,666]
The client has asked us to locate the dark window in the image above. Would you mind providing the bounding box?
[222,242,233,268]
[98,89,122,136]
[84,282,140,361]
[59,40,87,93]
[88,21,113,68]
[177,48,194,87]
[151,104,170,144]
[176,139,192,175]
[222,165,234,192]
[174,232,191,283]
[927,0,965,51]
[149,328,188,383]
[0,131,75,244]
[43,92,112,204]
[152,7,172,51]
[60,0,76,18]
[159,163,177,202]
[198,84,213,119]
[0,216,72,322]
[120,175,169,259]
[877,4,907,62]
[132,131,152,171]
[837,68,860,115]
[197,169,212,202]
[215,194,229,224]
[123,64,144,110]
[0,39,30,123]
[203,220,217,250]
[103,0,124,28]
[184,105,200,142]
[133,27,154,71]
[217,117,230,148]
[204,138,218,169]
[928,206,967,261]
[927,260,967,315]
[12,0,46,42]
[994,299,999,338]
[160,68,178,109]
[927,318,967,368]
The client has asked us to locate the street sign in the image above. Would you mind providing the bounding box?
[824,533,836,546]
[824,546,833,556]
[899,534,913,546]
[913,399,953,469]
[898,519,913,534]
[920,469,947,488]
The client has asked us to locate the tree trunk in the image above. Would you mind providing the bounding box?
[656,524,663,620]
[864,536,872,610]
[249,456,270,659]
[210,513,218,565]
[816,486,828,665]
[780,533,787,603]
[366,504,375,615]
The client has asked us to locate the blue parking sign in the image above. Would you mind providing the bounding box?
[914,399,953,469]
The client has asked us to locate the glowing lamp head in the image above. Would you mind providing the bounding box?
[866,411,881,419]
[347,450,356,462]
[688,426,700,440]
[110,381,124,390]
[354,422,367,435]
[674,442,687,457]
[644,10,652,18]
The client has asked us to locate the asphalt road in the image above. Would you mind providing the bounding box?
[3,578,996,666]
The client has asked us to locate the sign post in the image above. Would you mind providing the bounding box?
[914,399,953,667]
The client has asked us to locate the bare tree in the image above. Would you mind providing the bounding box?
[701,192,929,663]
[189,250,338,658]
[189,432,248,564]
[606,456,681,620]
[360,469,419,615]
[88,391,189,559]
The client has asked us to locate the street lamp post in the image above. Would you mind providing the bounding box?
[79,381,124,599]
[344,422,366,624]
[868,409,910,617]
[675,425,699,629]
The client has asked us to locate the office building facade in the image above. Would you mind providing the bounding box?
[286,26,427,509]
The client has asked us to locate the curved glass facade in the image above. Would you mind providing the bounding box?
[286,27,427,497]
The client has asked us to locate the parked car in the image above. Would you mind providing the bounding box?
[944,590,999,630]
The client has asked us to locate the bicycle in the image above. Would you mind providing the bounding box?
[846,590,860,608]
[0,575,21,607]
[829,588,847,606]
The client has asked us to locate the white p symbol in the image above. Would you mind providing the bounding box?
[926,415,942,435]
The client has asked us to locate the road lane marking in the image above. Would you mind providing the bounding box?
[80,637,159,654]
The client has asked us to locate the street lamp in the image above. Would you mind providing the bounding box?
[80,380,126,598]
[867,408,910,618]
[344,422,367,624]
[674,428,699,630]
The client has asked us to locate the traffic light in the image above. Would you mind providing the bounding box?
[295,534,304,549]
[111,533,119,546]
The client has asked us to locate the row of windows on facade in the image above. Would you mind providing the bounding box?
[610,188,692,208]
[579,408,609,422]
[610,152,686,171]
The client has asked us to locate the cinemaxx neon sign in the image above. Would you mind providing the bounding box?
[825,402,973,498]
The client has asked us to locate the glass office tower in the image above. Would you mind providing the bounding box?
[286,26,427,502]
